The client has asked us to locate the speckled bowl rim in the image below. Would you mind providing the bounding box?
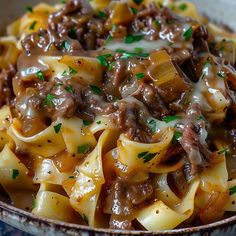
[1,199,236,235]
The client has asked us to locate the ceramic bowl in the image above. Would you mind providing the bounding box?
[0,0,236,235]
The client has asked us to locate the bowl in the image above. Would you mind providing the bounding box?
[0,0,236,235]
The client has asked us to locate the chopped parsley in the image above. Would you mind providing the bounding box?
[62,66,77,76]
[44,94,55,107]
[124,34,144,44]
[65,85,74,93]
[96,121,101,125]
[90,85,102,95]
[132,0,143,5]
[61,0,67,3]
[81,214,89,224]
[54,123,62,134]
[218,147,230,155]
[60,41,71,51]
[12,169,19,180]
[68,28,77,39]
[147,119,157,133]
[120,51,149,59]
[83,120,92,126]
[134,47,143,54]
[183,27,193,41]
[96,54,113,67]
[136,72,145,80]
[98,10,106,18]
[162,115,181,123]
[130,7,138,14]
[217,70,226,79]
[154,19,161,27]
[197,115,204,121]
[32,195,36,209]
[25,6,33,13]
[172,131,183,143]
[179,3,188,11]
[108,61,115,71]
[29,21,37,30]
[36,70,45,81]
[68,176,75,179]
[200,72,206,80]
[78,144,90,154]
[229,185,236,195]
[138,152,156,163]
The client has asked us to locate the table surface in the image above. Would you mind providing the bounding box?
[0,221,31,236]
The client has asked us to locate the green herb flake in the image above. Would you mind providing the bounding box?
[132,0,143,5]
[162,115,181,123]
[81,214,89,224]
[61,0,67,3]
[124,34,144,44]
[78,144,90,154]
[197,115,204,121]
[96,54,113,67]
[25,6,33,13]
[120,52,149,59]
[218,147,230,155]
[54,123,62,134]
[130,7,138,14]
[65,85,74,93]
[136,72,145,80]
[36,70,45,81]
[179,3,188,11]
[183,26,193,41]
[154,19,161,27]
[83,120,92,126]
[68,176,75,179]
[32,195,36,209]
[29,21,37,30]
[44,93,55,107]
[108,61,115,71]
[229,185,236,195]
[138,152,156,163]
[98,10,106,18]
[69,66,77,75]
[12,169,19,180]
[172,131,183,143]
[217,70,226,79]
[147,119,157,133]
[200,72,206,80]
[61,41,71,51]
[96,121,101,125]
[68,28,77,39]
[90,85,102,95]
[134,47,143,54]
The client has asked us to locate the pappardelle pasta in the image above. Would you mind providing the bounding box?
[1,0,236,231]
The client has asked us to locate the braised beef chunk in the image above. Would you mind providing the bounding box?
[0,65,16,108]
[179,104,213,175]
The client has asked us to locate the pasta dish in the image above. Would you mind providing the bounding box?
[1,0,236,231]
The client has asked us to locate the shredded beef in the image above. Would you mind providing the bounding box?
[0,65,16,108]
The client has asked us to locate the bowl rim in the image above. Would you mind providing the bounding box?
[0,200,236,235]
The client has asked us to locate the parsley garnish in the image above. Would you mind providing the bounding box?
[96,54,113,67]
[96,121,101,125]
[183,27,193,41]
[29,21,37,30]
[90,85,102,95]
[32,195,36,209]
[25,6,33,13]
[68,176,75,179]
[12,169,19,180]
[60,41,71,51]
[134,47,143,54]
[217,70,226,79]
[44,94,55,107]
[98,10,106,18]
[138,152,156,163]
[136,73,145,80]
[68,28,77,39]
[65,85,74,93]
[61,0,67,3]
[179,3,188,11]
[36,70,45,81]
[78,144,90,154]
[172,131,183,143]
[147,119,157,133]
[229,185,236,195]
[81,214,89,224]
[132,0,143,5]
[83,120,92,126]
[124,34,144,44]
[62,66,77,76]
[162,115,181,123]
[54,123,62,134]
[197,115,204,121]
[218,147,230,155]
[130,7,138,14]
[120,52,149,59]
